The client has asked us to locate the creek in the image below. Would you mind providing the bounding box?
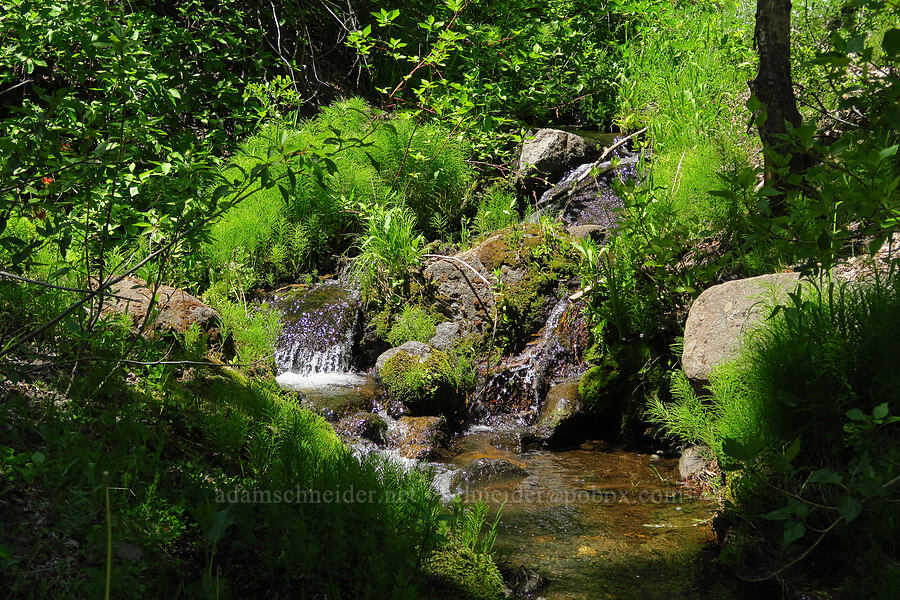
[269,282,729,599]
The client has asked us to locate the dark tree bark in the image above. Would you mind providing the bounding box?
[750,0,807,212]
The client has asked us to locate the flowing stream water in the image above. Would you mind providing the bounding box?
[271,276,734,598]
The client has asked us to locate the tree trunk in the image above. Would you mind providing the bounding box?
[750,0,805,212]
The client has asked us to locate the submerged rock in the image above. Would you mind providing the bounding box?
[98,276,219,336]
[389,416,447,460]
[450,458,528,492]
[682,272,802,386]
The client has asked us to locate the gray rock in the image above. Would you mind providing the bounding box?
[566,224,609,242]
[450,458,529,492]
[373,341,432,379]
[428,321,460,351]
[534,381,585,442]
[517,129,595,185]
[679,445,710,480]
[682,272,803,386]
[98,276,219,336]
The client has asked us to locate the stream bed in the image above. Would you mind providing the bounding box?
[439,431,722,600]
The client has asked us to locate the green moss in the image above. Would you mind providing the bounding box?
[422,540,505,600]
[380,350,471,416]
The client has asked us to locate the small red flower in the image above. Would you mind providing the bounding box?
[61,142,71,152]
[31,208,47,221]
[42,176,53,186]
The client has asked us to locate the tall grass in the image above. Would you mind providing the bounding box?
[205,97,472,290]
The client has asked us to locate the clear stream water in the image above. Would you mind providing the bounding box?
[271,283,738,599]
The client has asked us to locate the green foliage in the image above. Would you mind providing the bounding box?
[351,201,426,299]
[649,277,900,589]
[474,184,519,236]
[387,305,438,345]
[0,370,451,598]
[205,293,282,370]
[207,98,471,291]
[349,0,628,161]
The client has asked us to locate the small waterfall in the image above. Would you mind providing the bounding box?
[478,297,588,420]
[272,284,360,376]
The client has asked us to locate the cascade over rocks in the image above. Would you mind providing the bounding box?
[682,272,802,386]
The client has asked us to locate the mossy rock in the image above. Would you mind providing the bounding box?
[422,540,505,600]
[380,350,466,417]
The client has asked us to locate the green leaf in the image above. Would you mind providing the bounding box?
[837,496,862,523]
[846,408,867,421]
[31,451,46,465]
[873,403,889,420]
[808,469,842,485]
[883,28,900,58]
[782,521,805,545]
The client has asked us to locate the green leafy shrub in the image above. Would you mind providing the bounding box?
[205,294,282,369]
[648,278,900,592]
[387,305,438,345]
[350,202,425,299]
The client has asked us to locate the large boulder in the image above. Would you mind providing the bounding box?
[378,347,467,417]
[517,129,597,191]
[423,225,579,347]
[99,276,219,335]
[682,272,802,386]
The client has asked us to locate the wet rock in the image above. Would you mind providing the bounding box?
[501,565,546,598]
[678,446,710,480]
[373,341,432,380]
[533,381,585,444]
[390,416,447,460]
[517,129,597,195]
[98,276,219,336]
[335,411,388,444]
[297,382,376,421]
[450,458,528,492]
[682,272,802,386]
